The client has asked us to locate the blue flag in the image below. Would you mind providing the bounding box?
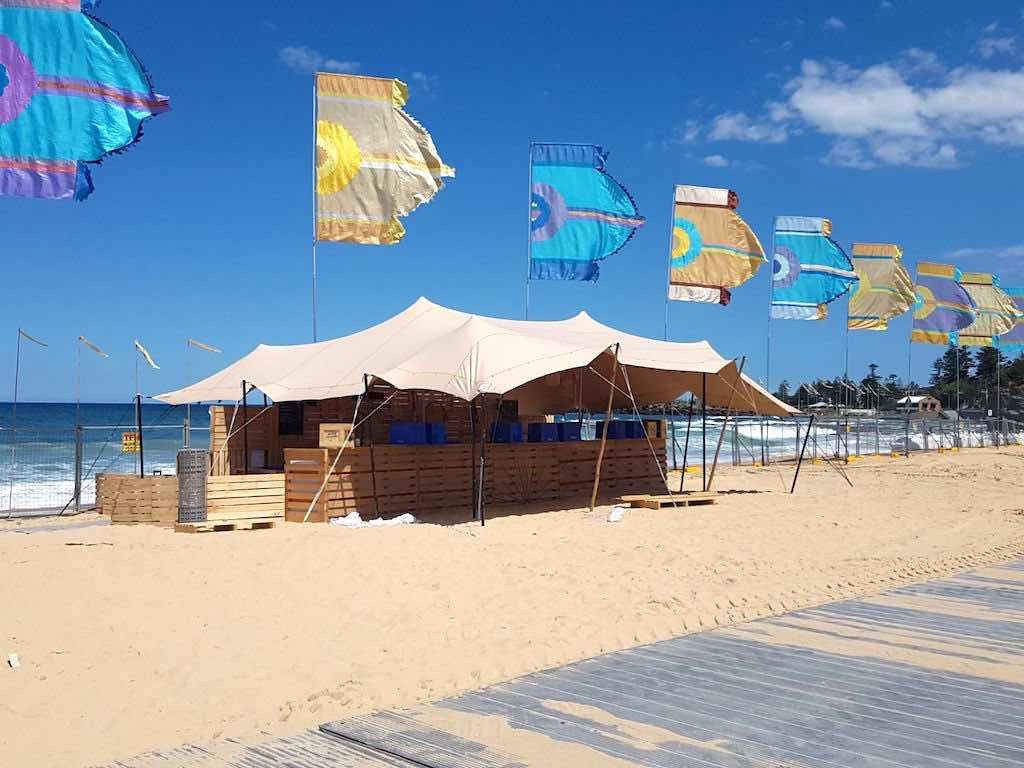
[771,216,858,320]
[529,143,645,282]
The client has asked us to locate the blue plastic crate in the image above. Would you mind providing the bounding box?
[557,422,582,441]
[604,421,629,440]
[490,422,522,443]
[528,423,560,443]
[426,422,447,445]
[389,422,427,445]
[624,421,645,439]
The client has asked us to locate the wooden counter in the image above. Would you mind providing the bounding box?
[284,439,666,523]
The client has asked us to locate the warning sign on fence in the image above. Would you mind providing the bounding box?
[121,432,140,453]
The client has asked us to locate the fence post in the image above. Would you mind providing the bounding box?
[855,417,861,457]
[904,416,910,457]
[795,420,801,463]
[875,416,880,455]
[73,425,83,514]
[733,421,739,465]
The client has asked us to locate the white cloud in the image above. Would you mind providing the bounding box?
[880,1,893,9]
[707,112,788,143]
[824,16,847,31]
[949,244,1024,261]
[705,51,1024,168]
[410,71,440,94]
[279,46,359,74]
[977,36,1016,59]
[948,244,1024,277]
[702,154,730,167]
[673,120,701,144]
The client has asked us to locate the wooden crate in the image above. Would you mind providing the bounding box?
[205,473,285,522]
[102,475,178,525]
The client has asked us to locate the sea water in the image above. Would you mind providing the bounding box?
[0,402,209,514]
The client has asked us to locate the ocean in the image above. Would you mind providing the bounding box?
[1,403,1019,515]
[0,401,209,514]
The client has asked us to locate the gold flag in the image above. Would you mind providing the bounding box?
[848,243,916,331]
[315,73,454,245]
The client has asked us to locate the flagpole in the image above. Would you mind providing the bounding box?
[185,340,193,448]
[766,220,776,393]
[7,329,22,516]
[312,72,319,342]
[525,142,533,320]
[664,187,675,341]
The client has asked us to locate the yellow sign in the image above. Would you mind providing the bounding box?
[121,432,140,454]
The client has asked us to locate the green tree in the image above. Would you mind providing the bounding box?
[774,379,791,403]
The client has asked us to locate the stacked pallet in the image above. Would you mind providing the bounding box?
[284,439,666,523]
[99,475,178,525]
[206,473,285,520]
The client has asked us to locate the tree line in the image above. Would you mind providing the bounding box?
[773,347,1024,416]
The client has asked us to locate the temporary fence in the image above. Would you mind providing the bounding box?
[0,421,210,517]
[662,414,1024,469]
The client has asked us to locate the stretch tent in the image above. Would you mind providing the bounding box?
[155,297,796,417]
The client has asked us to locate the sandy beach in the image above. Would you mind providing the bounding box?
[2,447,1024,767]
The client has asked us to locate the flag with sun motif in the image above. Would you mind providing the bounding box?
[529,143,645,281]
[315,73,454,244]
[910,262,976,345]
[0,0,170,201]
[847,243,916,331]
[770,216,858,320]
[667,185,765,305]
[956,272,1017,347]
[1002,285,1024,351]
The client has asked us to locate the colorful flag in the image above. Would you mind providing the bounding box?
[770,217,857,320]
[667,185,765,305]
[134,340,159,369]
[0,1,170,200]
[910,262,976,345]
[1002,286,1024,351]
[847,243,916,331]
[957,272,1019,347]
[315,73,453,245]
[529,143,645,282]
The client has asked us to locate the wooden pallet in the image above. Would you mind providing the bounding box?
[174,517,278,534]
[619,492,718,509]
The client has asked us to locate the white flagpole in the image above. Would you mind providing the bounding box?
[184,339,221,448]
[664,186,675,341]
[312,72,319,342]
[525,142,534,320]
[8,329,47,517]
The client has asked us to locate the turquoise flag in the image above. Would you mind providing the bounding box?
[771,216,858,320]
[529,143,645,281]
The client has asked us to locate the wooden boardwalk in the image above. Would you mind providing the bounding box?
[109,560,1024,767]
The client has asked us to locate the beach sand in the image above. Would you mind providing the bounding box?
[2,447,1023,767]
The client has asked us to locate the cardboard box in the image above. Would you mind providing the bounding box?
[319,423,353,449]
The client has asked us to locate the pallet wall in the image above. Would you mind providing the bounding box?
[99,474,178,525]
[206,473,285,521]
[284,439,666,523]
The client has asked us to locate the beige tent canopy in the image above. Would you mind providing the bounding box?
[155,297,796,417]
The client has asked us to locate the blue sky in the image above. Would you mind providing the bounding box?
[4,0,1024,402]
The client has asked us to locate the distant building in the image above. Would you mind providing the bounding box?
[896,395,942,413]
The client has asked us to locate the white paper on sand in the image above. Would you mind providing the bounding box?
[607,506,626,523]
[331,512,418,529]
[8,653,20,669]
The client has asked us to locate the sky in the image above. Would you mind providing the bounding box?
[3,0,1024,403]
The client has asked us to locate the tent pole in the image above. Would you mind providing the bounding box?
[7,330,22,517]
[791,414,815,493]
[678,394,694,493]
[589,344,620,512]
[469,398,477,519]
[701,373,707,492]
[241,381,249,475]
[706,356,746,492]
[364,375,381,519]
